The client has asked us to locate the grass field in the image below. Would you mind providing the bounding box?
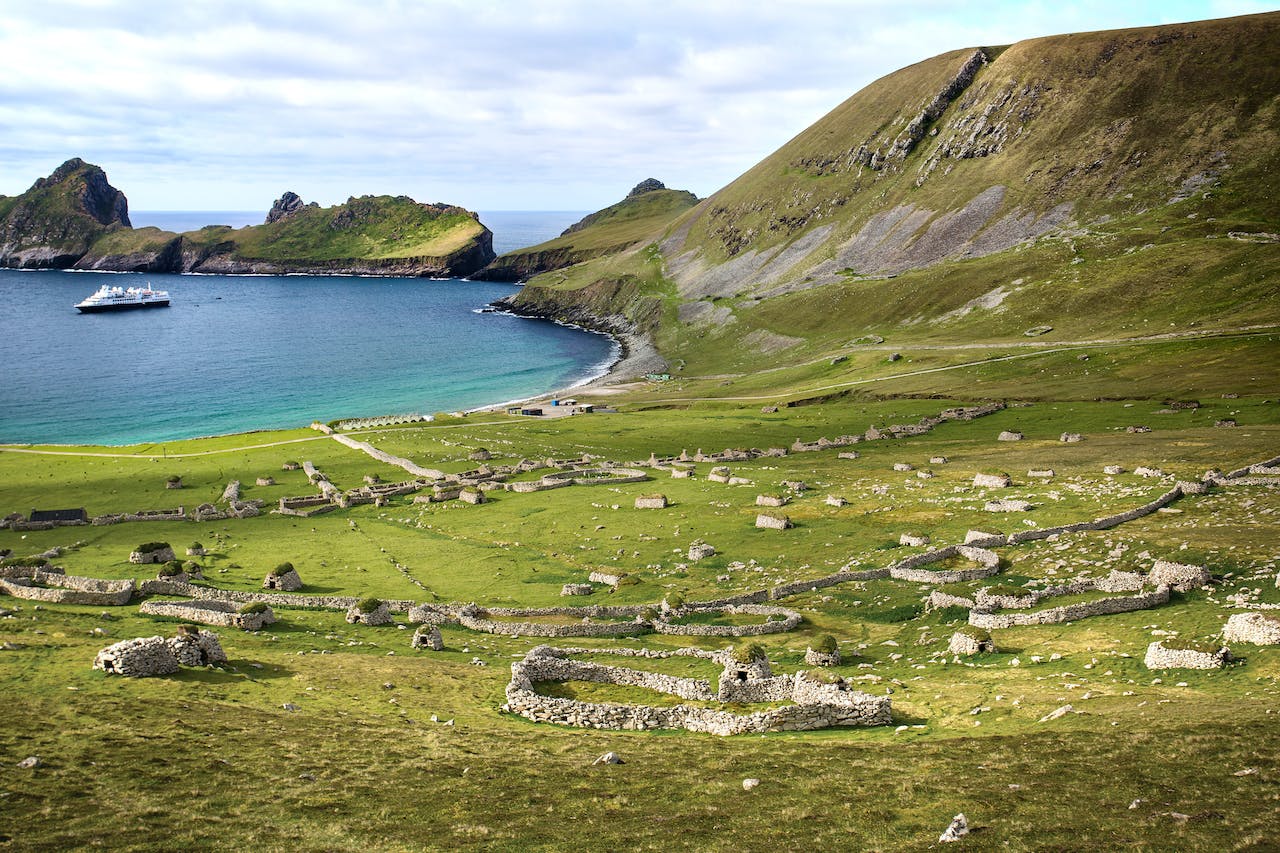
[3,382,1278,850]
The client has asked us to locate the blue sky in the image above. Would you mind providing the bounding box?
[0,0,1274,212]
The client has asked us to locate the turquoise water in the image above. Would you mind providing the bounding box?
[0,270,616,446]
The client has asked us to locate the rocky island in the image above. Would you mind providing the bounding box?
[0,159,494,277]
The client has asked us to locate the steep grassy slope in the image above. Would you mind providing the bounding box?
[508,12,1280,379]
[475,180,697,281]
[0,158,130,268]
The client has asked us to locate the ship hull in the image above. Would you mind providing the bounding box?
[76,299,170,314]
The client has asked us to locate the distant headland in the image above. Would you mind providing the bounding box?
[0,158,495,277]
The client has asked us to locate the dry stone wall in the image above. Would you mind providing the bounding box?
[969,586,1170,629]
[139,599,276,631]
[1222,612,1280,645]
[0,572,134,606]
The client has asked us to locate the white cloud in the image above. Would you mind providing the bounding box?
[0,0,1270,210]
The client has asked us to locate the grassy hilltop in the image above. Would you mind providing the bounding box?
[473,179,698,281]
[2,11,1280,852]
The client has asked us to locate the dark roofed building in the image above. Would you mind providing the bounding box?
[29,508,89,524]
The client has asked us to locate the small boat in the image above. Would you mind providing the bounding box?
[75,283,170,313]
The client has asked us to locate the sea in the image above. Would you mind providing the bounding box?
[0,210,608,447]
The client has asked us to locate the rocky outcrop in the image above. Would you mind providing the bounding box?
[265,191,313,224]
[0,158,130,268]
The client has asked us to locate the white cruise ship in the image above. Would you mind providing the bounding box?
[74,283,171,313]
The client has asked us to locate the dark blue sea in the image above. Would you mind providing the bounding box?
[0,212,611,447]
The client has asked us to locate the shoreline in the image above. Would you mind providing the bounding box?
[0,293,643,451]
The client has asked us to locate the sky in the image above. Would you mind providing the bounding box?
[0,0,1274,212]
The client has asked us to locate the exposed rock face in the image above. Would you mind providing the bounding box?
[265,191,311,224]
[627,178,666,197]
[0,158,130,268]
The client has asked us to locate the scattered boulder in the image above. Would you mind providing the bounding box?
[930,456,949,464]
[824,495,847,507]
[899,533,930,547]
[837,451,860,460]
[997,431,1024,441]
[1060,432,1083,443]
[687,542,716,561]
[1126,425,1151,434]
[592,751,624,766]
[255,476,275,487]
[985,499,1032,512]
[1027,469,1055,479]
[742,777,760,791]
[1038,704,1076,723]
[939,813,969,843]
[18,756,42,769]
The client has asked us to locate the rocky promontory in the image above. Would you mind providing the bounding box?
[0,160,495,277]
[473,179,696,282]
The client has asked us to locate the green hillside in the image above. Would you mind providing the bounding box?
[474,180,697,280]
[508,12,1280,381]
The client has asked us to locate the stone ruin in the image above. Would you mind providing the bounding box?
[128,543,175,564]
[263,564,303,591]
[755,512,792,530]
[168,625,228,666]
[985,499,1032,512]
[997,431,1024,441]
[930,456,949,464]
[411,624,444,650]
[1028,469,1055,479]
[825,495,847,507]
[94,628,226,677]
[346,599,393,626]
[1144,640,1231,670]
[561,583,593,596]
[755,494,788,507]
[972,472,1012,488]
[1222,612,1280,646]
[1148,560,1211,592]
[634,494,668,509]
[1104,465,1125,475]
[708,466,732,483]
[94,636,179,677]
[899,533,930,547]
[459,487,486,505]
[1060,432,1083,443]
[255,477,275,486]
[948,628,995,655]
[503,645,891,735]
[892,462,914,472]
[804,640,841,667]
